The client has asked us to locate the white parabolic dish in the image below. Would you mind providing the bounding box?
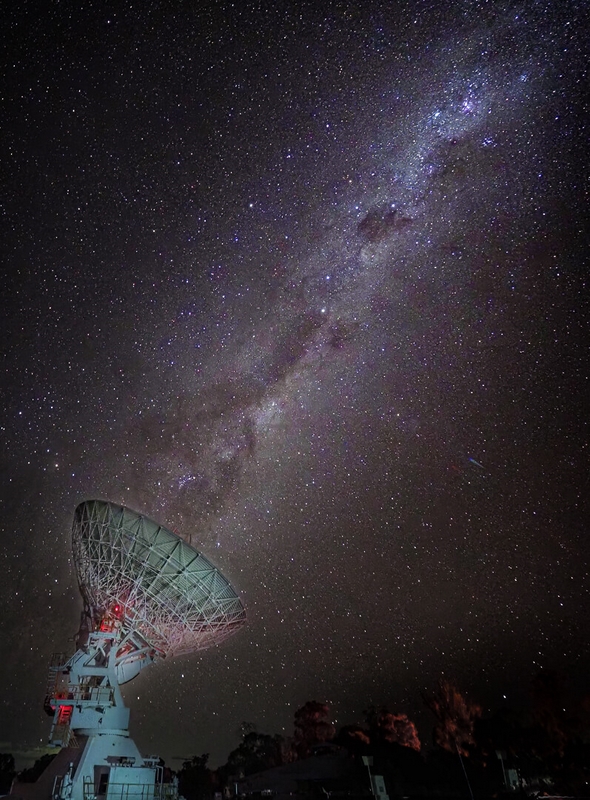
[72,499,246,659]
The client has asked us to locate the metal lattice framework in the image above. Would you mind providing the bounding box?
[72,500,246,658]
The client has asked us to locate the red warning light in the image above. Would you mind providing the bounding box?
[58,705,73,724]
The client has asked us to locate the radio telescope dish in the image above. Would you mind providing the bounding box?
[72,499,246,662]
[12,500,246,800]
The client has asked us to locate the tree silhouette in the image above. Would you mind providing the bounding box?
[17,753,57,783]
[364,706,421,751]
[422,680,481,757]
[422,681,482,800]
[178,753,212,800]
[334,724,371,759]
[293,701,336,758]
[225,731,286,777]
[530,670,569,759]
[0,754,16,794]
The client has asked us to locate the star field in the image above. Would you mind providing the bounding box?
[1,0,589,768]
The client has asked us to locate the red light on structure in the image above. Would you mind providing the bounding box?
[58,705,73,724]
[113,603,122,618]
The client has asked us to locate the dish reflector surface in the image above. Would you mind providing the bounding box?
[72,500,246,657]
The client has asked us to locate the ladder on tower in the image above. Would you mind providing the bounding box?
[44,653,68,715]
[50,703,74,748]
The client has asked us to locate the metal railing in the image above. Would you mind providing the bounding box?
[81,780,177,800]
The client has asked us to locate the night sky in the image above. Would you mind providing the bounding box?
[1,0,589,770]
